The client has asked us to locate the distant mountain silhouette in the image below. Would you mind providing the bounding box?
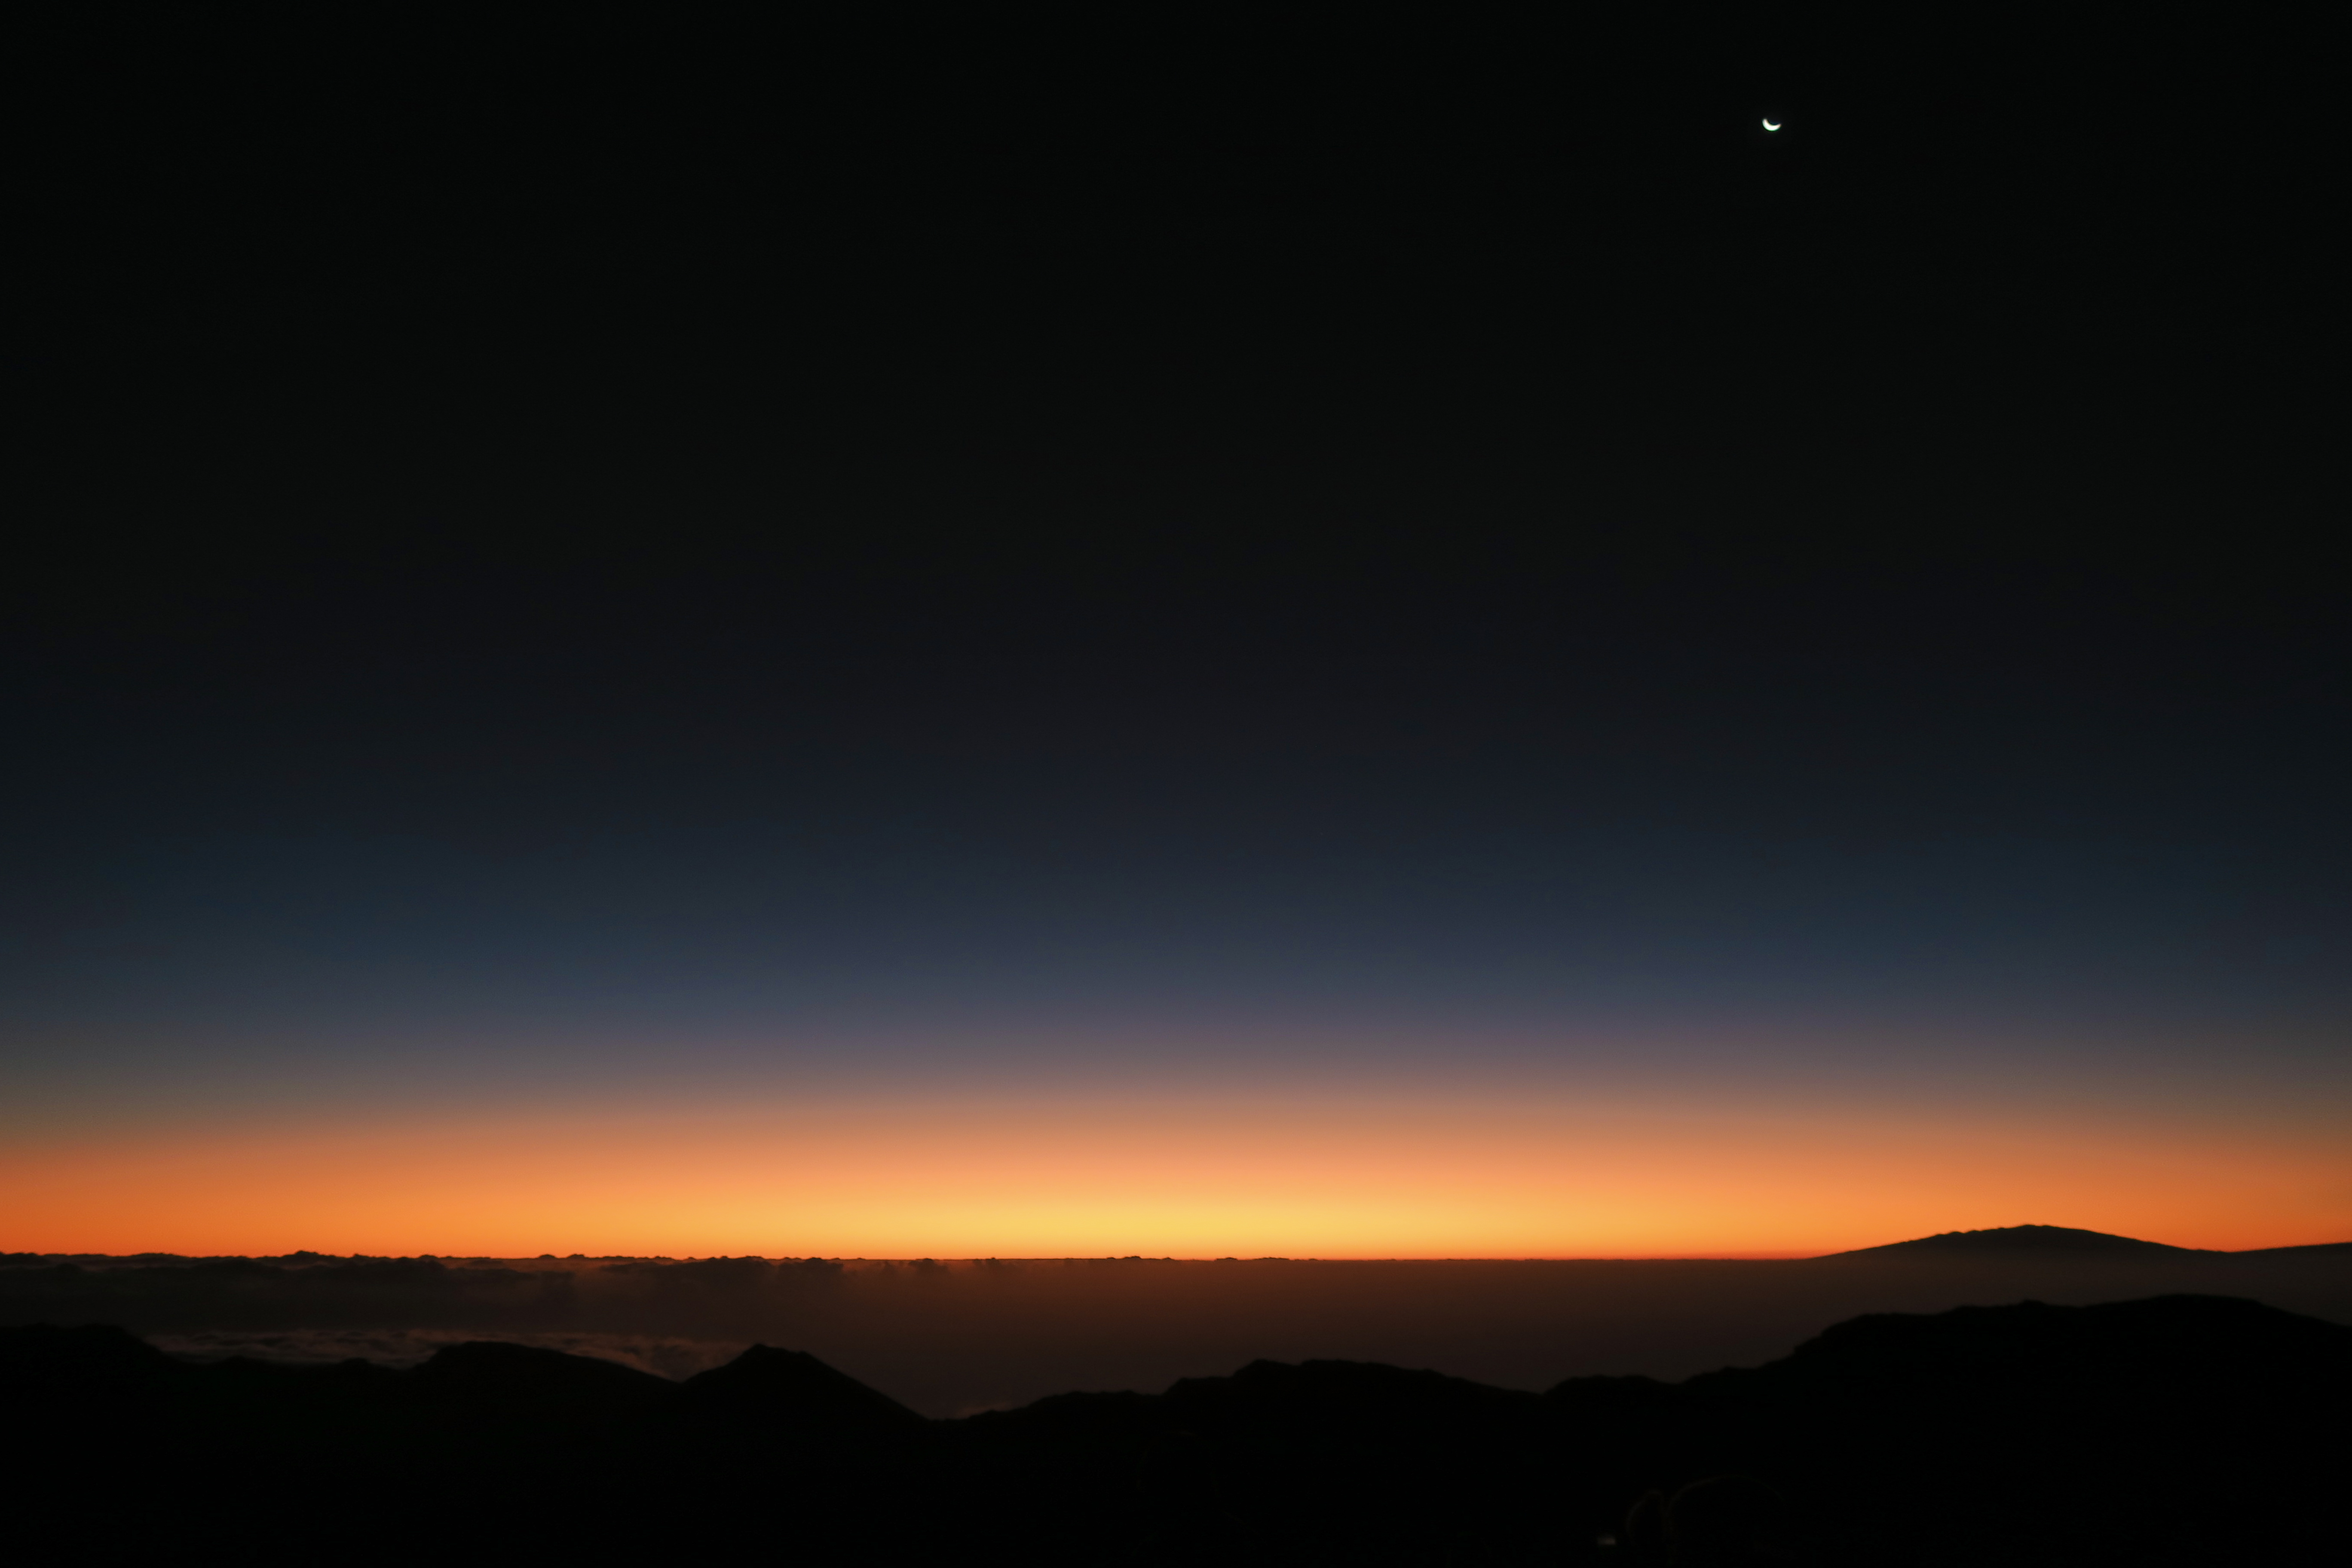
[670,1341,926,1438]
[6,1293,2348,1565]
[2229,1238,2352,1258]
[1822,1222,2208,1256]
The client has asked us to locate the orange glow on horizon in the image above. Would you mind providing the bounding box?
[7,1089,2346,1258]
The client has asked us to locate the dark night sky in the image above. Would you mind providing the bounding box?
[6,7,2346,1254]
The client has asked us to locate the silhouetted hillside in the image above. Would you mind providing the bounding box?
[5,1294,2347,1565]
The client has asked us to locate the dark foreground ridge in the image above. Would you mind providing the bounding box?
[5,1295,2347,1566]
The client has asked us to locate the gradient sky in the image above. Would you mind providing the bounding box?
[8,11,2346,1257]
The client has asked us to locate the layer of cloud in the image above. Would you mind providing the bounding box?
[8,1249,2349,1416]
[146,1326,741,1380]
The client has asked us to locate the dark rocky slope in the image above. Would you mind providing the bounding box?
[6,1292,2347,1565]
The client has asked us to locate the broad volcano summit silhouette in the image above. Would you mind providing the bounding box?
[1827,1223,2209,1257]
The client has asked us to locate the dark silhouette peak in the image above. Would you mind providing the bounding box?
[411,1340,672,1406]
[676,1343,925,1432]
[1825,1223,2201,1257]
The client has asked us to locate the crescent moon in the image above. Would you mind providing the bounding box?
[1762,119,1782,131]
